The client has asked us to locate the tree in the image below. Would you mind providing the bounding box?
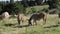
[22,0,28,7]
[1,0,27,15]
[10,0,14,4]
[47,0,60,9]
[0,2,3,14]
[35,0,43,5]
[15,1,24,14]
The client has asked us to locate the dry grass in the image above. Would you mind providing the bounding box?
[0,14,60,34]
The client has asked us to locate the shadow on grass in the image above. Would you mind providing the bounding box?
[44,25,59,28]
[44,22,60,28]
[4,23,15,27]
[4,23,31,28]
[13,25,29,28]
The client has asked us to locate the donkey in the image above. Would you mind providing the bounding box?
[17,13,29,26]
[28,13,46,25]
[17,13,24,25]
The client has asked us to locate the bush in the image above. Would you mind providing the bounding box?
[1,2,24,15]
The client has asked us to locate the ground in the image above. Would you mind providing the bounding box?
[0,5,60,34]
[0,14,60,34]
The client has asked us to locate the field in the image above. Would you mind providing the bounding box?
[0,14,60,34]
[0,5,60,34]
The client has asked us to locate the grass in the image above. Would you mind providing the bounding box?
[25,5,49,15]
[0,5,60,34]
[0,14,60,34]
[26,5,49,11]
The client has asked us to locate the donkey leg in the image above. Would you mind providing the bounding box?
[43,18,46,25]
[18,20,20,26]
[35,21,37,25]
[22,20,24,23]
[34,20,37,25]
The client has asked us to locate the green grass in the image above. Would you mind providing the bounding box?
[26,5,49,11]
[0,5,60,34]
[25,5,49,15]
[0,14,60,34]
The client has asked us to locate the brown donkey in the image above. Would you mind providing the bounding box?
[17,13,24,25]
[28,13,46,25]
[17,13,29,26]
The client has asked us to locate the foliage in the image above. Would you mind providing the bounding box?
[0,0,59,15]
[0,1,24,15]
[14,1,24,14]
[47,0,60,9]
[1,3,16,14]
[25,5,49,15]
